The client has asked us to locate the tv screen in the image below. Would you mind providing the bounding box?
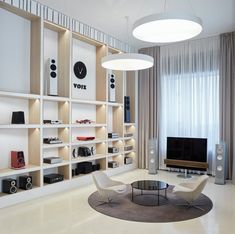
[167,137,207,165]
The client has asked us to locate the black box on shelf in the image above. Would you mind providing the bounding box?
[108,132,119,138]
[11,111,25,124]
[43,157,63,164]
[124,145,133,151]
[19,176,33,190]
[92,164,100,171]
[76,162,93,174]
[108,147,119,153]
[124,156,133,165]
[44,173,64,184]
[108,161,119,168]
[2,179,17,194]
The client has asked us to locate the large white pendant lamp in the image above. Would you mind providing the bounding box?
[132,1,203,43]
[101,16,154,71]
[101,53,154,71]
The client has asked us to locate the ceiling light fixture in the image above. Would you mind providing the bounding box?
[101,17,154,71]
[101,53,154,71]
[132,0,203,43]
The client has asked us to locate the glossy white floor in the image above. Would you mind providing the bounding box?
[0,169,234,234]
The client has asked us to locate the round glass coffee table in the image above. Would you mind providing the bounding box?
[131,180,169,206]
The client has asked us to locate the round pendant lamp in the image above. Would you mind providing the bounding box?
[101,53,154,71]
[132,13,202,43]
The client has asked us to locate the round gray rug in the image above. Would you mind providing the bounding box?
[88,185,213,223]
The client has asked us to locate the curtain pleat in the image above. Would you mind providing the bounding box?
[138,47,160,169]
[219,32,235,181]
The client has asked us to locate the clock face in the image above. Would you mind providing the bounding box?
[74,61,87,79]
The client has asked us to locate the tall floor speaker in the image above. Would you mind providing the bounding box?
[47,58,58,96]
[148,139,158,174]
[108,73,115,102]
[215,143,226,185]
[124,96,131,123]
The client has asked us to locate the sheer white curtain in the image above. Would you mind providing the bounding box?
[159,36,220,175]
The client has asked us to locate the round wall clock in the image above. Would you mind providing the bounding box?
[74,61,87,79]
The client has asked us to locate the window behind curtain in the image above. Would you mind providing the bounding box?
[159,36,220,175]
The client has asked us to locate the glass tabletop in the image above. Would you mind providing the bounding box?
[131,180,169,191]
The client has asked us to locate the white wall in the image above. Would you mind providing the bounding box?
[0,8,30,93]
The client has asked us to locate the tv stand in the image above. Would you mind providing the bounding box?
[176,169,192,179]
[165,159,208,178]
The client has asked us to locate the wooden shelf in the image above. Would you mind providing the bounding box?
[43,160,70,169]
[0,124,40,129]
[0,165,40,178]
[107,138,123,142]
[71,139,106,146]
[71,123,107,128]
[43,124,70,128]
[71,154,106,164]
[43,143,70,149]
[124,123,135,126]
[0,91,40,100]
[43,96,70,102]
[71,99,106,105]
[107,152,124,157]
[107,102,123,107]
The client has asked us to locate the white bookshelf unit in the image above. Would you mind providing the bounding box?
[0,1,138,208]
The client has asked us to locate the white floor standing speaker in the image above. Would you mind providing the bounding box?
[215,143,226,185]
[108,73,115,102]
[47,58,58,96]
[148,139,158,174]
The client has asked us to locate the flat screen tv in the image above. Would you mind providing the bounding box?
[166,137,207,170]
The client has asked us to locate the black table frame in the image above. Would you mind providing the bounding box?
[131,180,169,206]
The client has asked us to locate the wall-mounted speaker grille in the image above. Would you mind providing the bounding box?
[108,73,115,102]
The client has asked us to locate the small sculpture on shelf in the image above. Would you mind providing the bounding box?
[43,137,63,144]
[11,111,25,124]
[76,136,95,141]
[43,120,63,124]
[72,146,94,158]
[76,119,95,124]
[11,151,25,169]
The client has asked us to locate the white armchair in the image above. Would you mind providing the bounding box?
[92,171,127,204]
[173,175,209,210]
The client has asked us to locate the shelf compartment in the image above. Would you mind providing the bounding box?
[72,102,106,125]
[43,100,70,124]
[43,21,71,98]
[43,164,70,185]
[0,7,41,95]
[108,105,123,137]
[0,97,40,125]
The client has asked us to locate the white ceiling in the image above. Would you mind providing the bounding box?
[37,0,235,50]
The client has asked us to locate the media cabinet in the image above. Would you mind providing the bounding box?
[0,0,138,208]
